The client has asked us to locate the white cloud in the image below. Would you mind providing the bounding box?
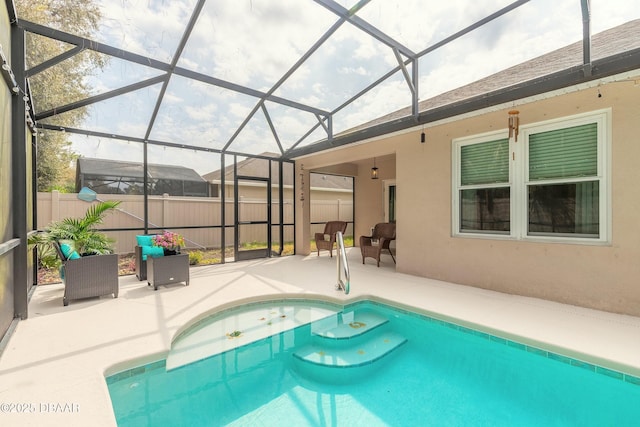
[228,102,254,121]
[97,0,196,62]
[338,66,368,76]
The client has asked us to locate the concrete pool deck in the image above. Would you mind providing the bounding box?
[1,248,640,426]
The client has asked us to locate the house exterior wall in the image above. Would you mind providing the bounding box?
[297,75,640,316]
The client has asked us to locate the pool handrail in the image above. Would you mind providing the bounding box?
[336,231,350,295]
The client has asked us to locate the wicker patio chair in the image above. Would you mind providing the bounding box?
[134,244,147,280]
[53,241,119,306]
[315,221,348,257]
[134,234,164,280]
[359,222,396,267]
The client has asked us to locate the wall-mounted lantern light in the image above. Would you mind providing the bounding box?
[371,158,379,179]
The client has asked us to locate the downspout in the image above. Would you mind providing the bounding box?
[580,0,592,76]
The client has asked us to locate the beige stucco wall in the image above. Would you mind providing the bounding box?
[296,73,640,316]
[354,156,396,239]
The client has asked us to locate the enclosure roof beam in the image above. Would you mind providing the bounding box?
[25,45,83,77]
[174,66,329,116]
[261,104,284,155]
[18,19,328,119]
[289,0,529,152]
[36,123,227,154]
[224,18,344,152]
[286,121,324,154]
[313,0,415,58]
[417,0,530,58]
[285,47,640,159]
[144,0,207,141]
[35,74,166,121]
[19,20,172,72]
[222,102,262,152]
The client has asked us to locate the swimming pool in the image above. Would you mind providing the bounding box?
[106,299,640,426]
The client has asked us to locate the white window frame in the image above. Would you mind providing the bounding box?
[452,130,513,239]
[452,109,611,245]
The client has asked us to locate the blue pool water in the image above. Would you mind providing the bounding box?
[107,300,640,426]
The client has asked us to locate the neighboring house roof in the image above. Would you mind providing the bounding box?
[203,153,280,182]
[77,158,206,182]
[203,153,353,191]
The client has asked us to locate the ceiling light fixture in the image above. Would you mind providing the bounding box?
[371,157,379,180]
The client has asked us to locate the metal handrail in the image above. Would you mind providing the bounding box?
[335,231,350,295]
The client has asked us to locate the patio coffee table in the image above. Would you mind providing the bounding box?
[147,254,190,290]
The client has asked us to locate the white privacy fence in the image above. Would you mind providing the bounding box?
[37,192,353,254]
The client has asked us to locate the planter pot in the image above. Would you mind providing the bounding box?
[163,247,180,256]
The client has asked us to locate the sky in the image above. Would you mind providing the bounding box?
[34,0,640,175]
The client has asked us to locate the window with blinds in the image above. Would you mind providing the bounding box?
[461,138,509,185]
[453,109,608,242]
[458,137,510,233]
[529,123,597,181]
[527,122,600,238]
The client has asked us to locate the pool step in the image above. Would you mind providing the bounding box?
[293,331,407,369]
[166,303,340,371]
[312,310,389,341]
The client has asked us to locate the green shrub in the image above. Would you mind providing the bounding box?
[188,250,204,265]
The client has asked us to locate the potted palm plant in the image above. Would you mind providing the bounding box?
[29,199,122,305]
[29,200,121,267]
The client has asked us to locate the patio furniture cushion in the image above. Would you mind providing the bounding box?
[59,242,81,260]
[136,235,164,261]
[141,245,164,261]
[136,235,155,246]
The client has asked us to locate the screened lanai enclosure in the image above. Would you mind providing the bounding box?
[21,0,638,162]
[2,0,640,334]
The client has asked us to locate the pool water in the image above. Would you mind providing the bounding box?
[107,300,640,426]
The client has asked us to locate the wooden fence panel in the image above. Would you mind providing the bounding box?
[310,199,353,237]
[37,192,349,254]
